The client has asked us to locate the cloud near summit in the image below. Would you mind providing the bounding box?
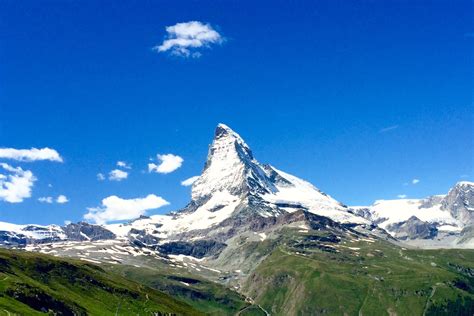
[153,21,223,58]
[148,154,183,174]
[84,194,169,224]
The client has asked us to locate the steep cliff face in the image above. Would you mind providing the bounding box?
[443,181,474,225]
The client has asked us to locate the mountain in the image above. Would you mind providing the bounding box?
[0,221,115,247]
[105,123,369,244]
[350,181,474,247]
[1,124,474,315]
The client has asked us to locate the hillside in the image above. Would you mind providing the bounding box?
[106,263,252,315]
[0,248,201,315]
[242,227,474,315]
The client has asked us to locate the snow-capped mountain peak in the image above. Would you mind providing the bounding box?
[191,123,276,203]
[126,124,367,238]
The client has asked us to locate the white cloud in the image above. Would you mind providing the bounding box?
[38,195,69,204]
[181,176,199,187]
[97,173,105,181]
[397,194,407,199]
[148,154,183,174]
[0,147,63,162]
[108,169,128,181]
[379,125,399,133]
[0,163,36,203]
[56,195,69,204]
[412,179,420,184]
[153,21,223,58]
[117,161,132,169]
[84,194,169,224]
[38,196,53,203]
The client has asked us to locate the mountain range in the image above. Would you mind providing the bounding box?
[2,124,472,249]
[1,124,474,315]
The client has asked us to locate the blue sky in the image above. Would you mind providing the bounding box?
[0,1,472,225]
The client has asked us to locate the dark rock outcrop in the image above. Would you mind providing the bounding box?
[386,216,438,240]
[63,222,116,241]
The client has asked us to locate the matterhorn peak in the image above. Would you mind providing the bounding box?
[191,123,260,202]
[215,123,238,138]
[212,123,253,159]
[184,124,360,225]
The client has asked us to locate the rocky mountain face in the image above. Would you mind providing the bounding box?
[385,216,438,240]
[443,181,474,224]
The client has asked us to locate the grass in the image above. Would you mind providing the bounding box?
[107,263,250,315]
[0,248,202,315]
[243,229,474,315]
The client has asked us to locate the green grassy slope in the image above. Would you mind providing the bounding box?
[0,248,202,315]
[243,233,474,316]
[107,264,250,315]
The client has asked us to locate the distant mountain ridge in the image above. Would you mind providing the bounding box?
[350,181,474,247]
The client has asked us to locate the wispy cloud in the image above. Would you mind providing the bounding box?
[412,179,420,184]
[97,173,105,181]
[84,194,169,224]
[379,125,399,133]
[38,196,53,203]
[117,161,132,169]
[108,169,128,181]
[0,163,36,203]
[153,21,224,58]
[397,194,407,199]
[0,147,63,162]
[181,176,199,187]
[38,194,69,204]
[148,154,183,174]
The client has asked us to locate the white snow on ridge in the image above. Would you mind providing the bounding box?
[355,199,459,230]
[457,181,474,186]
[107,190,241,238]
[263,168,368,224]
[0,221,23,232]
[0,221,66,240]
[156,189,240,235]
